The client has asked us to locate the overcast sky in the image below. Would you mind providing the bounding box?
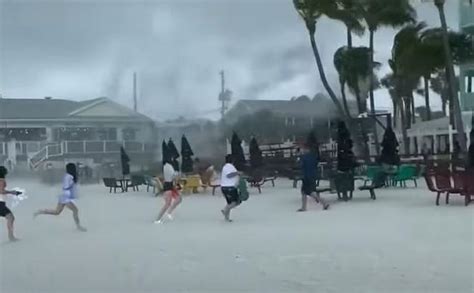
[0,0,460,121]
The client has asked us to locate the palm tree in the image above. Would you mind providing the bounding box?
[430,70,459,116]
[334,46,381,159]
[433,0,467,151]
[334,46,380,115]
[381,70,411,155]
[391,23,427,127]
[294,0,371,159]
[416,27,474,120]
[339,0,365,47]
[293,0,347,118]
[361,0,416,153]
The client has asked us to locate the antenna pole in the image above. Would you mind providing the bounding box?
[133,72,137,112]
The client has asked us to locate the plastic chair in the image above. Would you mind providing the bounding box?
[363,166,382,187]
[392,165,418,187]
[182,175,203,194]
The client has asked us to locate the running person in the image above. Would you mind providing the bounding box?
[297,146,330,212]
[34,163,87,232]
[0,166,21,241]
[154,159,182,224]
[220,155,241,222]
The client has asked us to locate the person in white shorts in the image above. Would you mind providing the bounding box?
[34,163,87,232]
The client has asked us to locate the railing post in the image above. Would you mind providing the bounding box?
[103,141,106,153]
[83,141,86,153]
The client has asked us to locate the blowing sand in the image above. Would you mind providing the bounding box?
[1,179,473,293]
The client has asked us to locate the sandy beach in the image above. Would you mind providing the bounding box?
[1,178,473,293]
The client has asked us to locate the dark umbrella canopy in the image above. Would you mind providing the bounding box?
[380,127,400,166]
[167,139,180,171]
[162,140,169,165]
[249,137,263,169]
[337,121,356,172]
[120,146,130,176]
[231,132,246,171]
[167,139,180,159]
[181,135,194,173]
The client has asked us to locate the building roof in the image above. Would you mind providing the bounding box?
[224,96,356,123]
[0,97,153,122]
[406,112,474,136]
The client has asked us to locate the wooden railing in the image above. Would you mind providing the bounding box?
[27,140,157,168]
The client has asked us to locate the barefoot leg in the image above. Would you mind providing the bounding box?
[5,213,18,241]
[66,202,86,231]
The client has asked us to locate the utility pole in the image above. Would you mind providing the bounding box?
[220,70,225,119]
[133,72,137,112]
[218,70,232,120]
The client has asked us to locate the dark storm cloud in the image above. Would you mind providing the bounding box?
[0,0,459,120]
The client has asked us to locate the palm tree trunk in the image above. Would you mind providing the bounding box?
[436,2,467,151]
[392,98,398,128]
[400,99,410,155]
[404,97,411,127]
[423,75,432,120]
[347,27,353,48]
[369,30,380,155]
[354,84,366,114]
[340,81,352,118]
[308,30,368,160]
[309,32,346,117]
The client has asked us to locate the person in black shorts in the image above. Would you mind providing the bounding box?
[220,155,241,222]
[297,146,329,212]
[0,166,22,241]
[221,186,240,205]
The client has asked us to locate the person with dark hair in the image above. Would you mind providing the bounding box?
[154,158,182,224]
[220,154,241,222]
[34,163,86,232]
[0,166,22,241]
[297,145,329,212]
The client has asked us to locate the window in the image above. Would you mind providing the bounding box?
[122,128,136,141]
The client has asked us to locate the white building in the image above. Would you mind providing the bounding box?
[0,97,158,169]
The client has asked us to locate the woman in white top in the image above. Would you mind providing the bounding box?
[34,163,86,232]
[0,166,22,241]
[154,159,182,224]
